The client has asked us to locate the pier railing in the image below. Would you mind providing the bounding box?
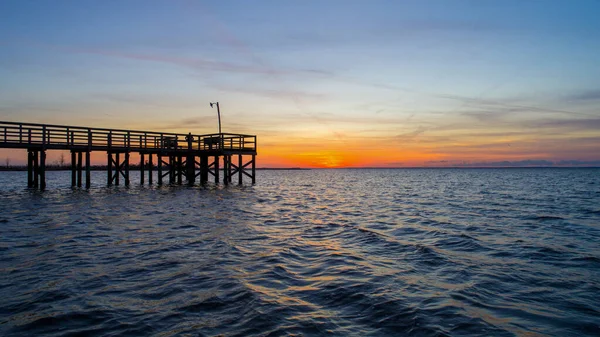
[0,121,256,153]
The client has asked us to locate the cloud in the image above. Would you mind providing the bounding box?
[524,117,600,131]
[460,107,523,123]
[213,84,327,102]
[72,48,285,76]
[396,126,429,142]
[564,90,600,102]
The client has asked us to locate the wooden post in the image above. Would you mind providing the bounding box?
[140,153,145,185]
[200,155,208,184]
[172,155,176,184]
[158,154,162,185]
[149,153,153,185]
[228,155,233,183]
[107,153,113,186]
[238,154,243,185]
[108,132,113,186]
[177,155,182,185]
[125,152,130,186]
[33,151,39,188]
[223,155,229,185]
[71,151,76,187]
[77,152,83,187]
[186,155,195,185]
[169,155,175,184]
[186,133,194,185]
[252,155,256,184]
[115,152,120,185]
[214,156,219,184]
[85,151,91,189]
[39,150,46,190]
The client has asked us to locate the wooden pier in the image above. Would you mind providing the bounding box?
[0,121,257,190]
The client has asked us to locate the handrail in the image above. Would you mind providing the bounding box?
[0,121,256,152]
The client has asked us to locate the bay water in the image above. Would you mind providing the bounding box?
[1,169,599,336]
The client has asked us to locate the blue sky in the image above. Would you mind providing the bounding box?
[1,0,599,166]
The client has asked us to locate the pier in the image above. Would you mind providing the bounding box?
[0,121,257,190]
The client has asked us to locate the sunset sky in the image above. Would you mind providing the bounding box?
[1,0,599,167]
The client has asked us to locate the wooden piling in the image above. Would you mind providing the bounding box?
[252,154,256,184]
[39,150,46,190]
[149,153,153,185]
[200,155,208,184]
[228,155,233,183]
[85,151,91,189]
[186,154,195,185]
[140,153,145,185]
[71,151,77,187]
[125,152,130,186]
[214,156,220,184]
[158,154,162,185]
[107,152,113,186]
[115,153,120,185]
[223,155,229,185]
[177,155,182,185]
[169,155,174,184]
[238,154,243,185]
[77,152,83,187]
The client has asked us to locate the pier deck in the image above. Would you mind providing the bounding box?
[0,121,257,190]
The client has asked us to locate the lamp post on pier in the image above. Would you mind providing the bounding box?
[210,102,222,134]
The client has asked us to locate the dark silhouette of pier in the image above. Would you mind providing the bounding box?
[0,121,257,190]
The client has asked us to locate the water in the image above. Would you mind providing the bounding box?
[1,168,599,336]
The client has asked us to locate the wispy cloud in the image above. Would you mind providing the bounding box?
[564,90,600,102]
[70,48,284,76]
[523,117,600,131]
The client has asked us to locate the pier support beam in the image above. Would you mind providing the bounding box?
[228,154,256,186]
[71,151,90,188]
[200,155,208,184]
[125,152,130,186]
[115,153,120,185]
[27,149,44,189]
[158,154,162,185]
[85,151,91,189]
[252,154,256,184]
[186,154,195,186]
[177,155,182,185]
[140,153,145,185]
[71,151,77,186]
[214,155,220,184]
[107,152,129,186]
[238,154,242,185]
[169,155,175,184]
[148,153,153,185]
[39,150,46,190]
[223,155,229,185]
[159,154,180,185]
[77,152,83,187]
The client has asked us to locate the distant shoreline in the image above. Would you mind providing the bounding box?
[0,166,597,172]
[0,166,312,171]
